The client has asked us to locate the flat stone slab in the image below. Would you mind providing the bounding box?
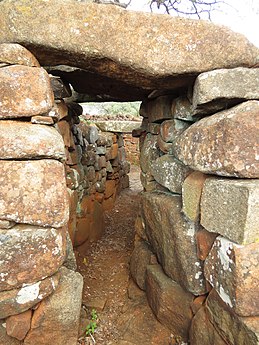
[201,178,259,245]
[0,120,65,161]
[1,0,259,101]
[174,101,259,178]
[0,43,40,67]
[0,160,69,228]
[95,121,141,133]
[192,67,259,115]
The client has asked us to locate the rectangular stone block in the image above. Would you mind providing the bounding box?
[143,96,173,123]
[142,192,207,295]
[0,160,69,228]
[146,264,193,342]
[0,120,65,161]
[151,155,192,194]
[206,289,259,345]
[139,133,160,174]
[201,178,259,244]
[0,65,54,118]
[160,119,190,143]
[204,236,259,316]
[0,225,66,291]
[192,68,259,115]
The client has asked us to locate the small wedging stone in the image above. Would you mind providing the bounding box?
[192,67,259,115]
[174,101,259,178]
[0,65,54,118]
[200,177,259,245]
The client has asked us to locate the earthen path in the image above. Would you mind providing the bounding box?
[76,166,172,345]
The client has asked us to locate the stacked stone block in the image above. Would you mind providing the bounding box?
[131,67,259,344]
[0,44,83,345]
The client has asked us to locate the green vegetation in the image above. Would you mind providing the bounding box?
[83,101,141,117]
[85,309,98,342]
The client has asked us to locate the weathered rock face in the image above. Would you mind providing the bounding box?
[0,121,65,161]
[0,225,66,291]
[1,0,259,101]
[204,237,259,316]
[146,265,194,342]
[200,178,259,245]
[142,192,206,295]
[0,43,40,67]
[174,101,259,178]
[0,273,60,319]
[6,310,32,341]
[24,267,83,345]
[192,67,259,115]
[0,65,54,118]
[0,160,69,228]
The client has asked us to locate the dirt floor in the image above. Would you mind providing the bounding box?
[76,166,173,345]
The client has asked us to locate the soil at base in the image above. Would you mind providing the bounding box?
[76,166,173,345]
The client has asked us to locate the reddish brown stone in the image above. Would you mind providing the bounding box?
[74,216,92,246]
[6,310,32,341]
[106,143,119,160]
[0,120,65,161]
[146,264,194,342]
[105,180,116,199]
[0,43,40,67]
[102,196,115,211]
[24,267,83,345]
[0,65,54,118]
[0,160,69,228]
[204,237,259,316]
[190,306,228,345]
[57,120,73,148]
[31,115,54,125]
[0,225,66,291]
[53,100,68,121]
[196,227,218,261]
[160,119,190,143]
[0,319,22,345]
[157,134,174,154]
[190,295,207,315]
[0,272,60,319]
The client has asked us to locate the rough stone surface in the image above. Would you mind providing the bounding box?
[24,267,83,345]
[0,121,65,161]
[206,289,259,345]
[139,133,160,174]
[145,96,173,123]
[0,43,40,67]
[174,101,259,178]
[142,192,207,295]
[182,171,209,222]
[6,310,32,341]
[130,240,154,290]
[0,320,22,345]
[201,177,259,244]
[204,236,259,316]
[160,119,190,143]
[0,160,69,228]
[192,68,259,115]
[1,1,258,101]
[0,225,66,291]
[95,121,141,133]
[151,154,192,194]
[171,95,197,122]
[0,272,60,319]
[146,264,194,342]
[190,307,228,345]
[0,65,54,118]
[196,227,218,261]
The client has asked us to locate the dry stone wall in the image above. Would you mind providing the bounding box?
[0,43,131,345]
[131,67,259,344]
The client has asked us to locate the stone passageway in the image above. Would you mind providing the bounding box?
[76,166,172,345]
